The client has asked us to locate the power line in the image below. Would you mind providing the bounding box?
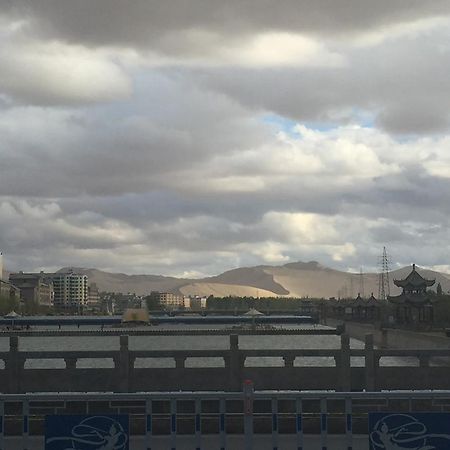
[359,267,365,298]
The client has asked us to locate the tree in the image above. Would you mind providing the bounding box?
[145,291,162,310]
[0,294,19,316]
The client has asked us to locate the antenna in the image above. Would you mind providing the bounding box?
[359,267,365,298]
[378,247,391,301]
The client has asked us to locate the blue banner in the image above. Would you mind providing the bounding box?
[369,412,450,449]
[45,414,129,450]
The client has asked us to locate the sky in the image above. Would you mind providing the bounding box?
[1,1,450,277]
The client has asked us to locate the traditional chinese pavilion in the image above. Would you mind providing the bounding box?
[388,264,435,324]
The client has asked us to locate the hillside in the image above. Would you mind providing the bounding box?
[57,262,450,299]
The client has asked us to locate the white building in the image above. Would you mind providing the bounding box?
[49,271,88,310]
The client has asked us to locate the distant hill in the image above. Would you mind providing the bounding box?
[57,262,450,299]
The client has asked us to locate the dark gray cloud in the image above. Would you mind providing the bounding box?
[192,25,450,134]
[1,2,450,277]
[5,0,450,48]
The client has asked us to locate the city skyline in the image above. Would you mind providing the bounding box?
[2,2,450,277]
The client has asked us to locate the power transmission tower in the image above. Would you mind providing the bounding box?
[378,247,391,301]
[359,267,365,298]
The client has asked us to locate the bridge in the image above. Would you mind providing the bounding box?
[0,314,317,328]
[1,389,450,449]
[1,332,450,393]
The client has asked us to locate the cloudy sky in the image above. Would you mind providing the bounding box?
[1,1,450,277]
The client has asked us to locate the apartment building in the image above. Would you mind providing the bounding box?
[158,292,184,309]
[49,271,88,310]
[9,272,54,307]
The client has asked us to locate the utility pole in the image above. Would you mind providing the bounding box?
[378,247,391,301]
[359,267,365,298]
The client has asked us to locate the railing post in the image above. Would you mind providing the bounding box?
[118,335,130,392]
[227,334,243,391]
[365,334,376,391]
[418,354,430,367]
[0,399,4,450]
[175,356,186,369]
[338,333,351,391]
[381,329,388,349]
[22,399,29,450]
[6,336,24,393]
[243,379,254,450]
[64,358,77,370]
[283,355,295,368]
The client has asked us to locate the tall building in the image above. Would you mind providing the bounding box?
[0,253,20,301]
[49,271,88,310]
[9,272,54,307]
[158,292,184,309]
[87,282,100,308]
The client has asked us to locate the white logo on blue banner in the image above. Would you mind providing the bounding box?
[45,415,129,450]
[369,412,450,450]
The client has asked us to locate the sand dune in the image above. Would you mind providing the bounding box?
[179,282,279,297]
[58,262,450,299]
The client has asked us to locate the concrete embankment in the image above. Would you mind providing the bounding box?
[327,318,450,349]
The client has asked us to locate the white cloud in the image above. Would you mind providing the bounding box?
[149,32,345,68]
[0,25,132,105]
[263,212,340,245]
[352,16,450,48]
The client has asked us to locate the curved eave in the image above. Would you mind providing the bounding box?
[388,294,434,305]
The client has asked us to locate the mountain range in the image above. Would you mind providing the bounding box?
[59,261,450,299]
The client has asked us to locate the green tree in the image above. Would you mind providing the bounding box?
[0,294,19,316]
[145,291,162,310]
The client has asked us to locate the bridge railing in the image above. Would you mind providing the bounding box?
[2,388,450,450]
[1,334,450,393]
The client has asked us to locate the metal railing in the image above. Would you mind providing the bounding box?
[2,387,450,450]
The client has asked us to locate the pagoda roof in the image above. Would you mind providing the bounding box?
[351,294,366,307]
[350,293,382,307]
[388,292,434,305]
[393,264,435,289]
[365,293,380,306]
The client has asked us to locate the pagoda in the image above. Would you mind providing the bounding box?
[388,264,435,324]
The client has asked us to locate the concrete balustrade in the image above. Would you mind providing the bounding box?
[0,333,449,393]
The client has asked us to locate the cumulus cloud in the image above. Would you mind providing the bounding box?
[0,16,132,105]
[0,42,132,105]
[1,2,450,277]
